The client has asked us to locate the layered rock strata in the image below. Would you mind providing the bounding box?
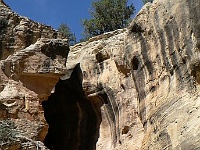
[66,0,200,149]
[0,38,69,149]
[125,0,200,149]
[0,1,69,148]
[0,0,200,150]
[0,1,65,59]
[42,64,99,150]
[69,29,145,150]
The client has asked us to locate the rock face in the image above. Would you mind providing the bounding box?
[42,64,99,150]
[2,38,69,100]
[0,1,65,60]
[0,1,69,149]
[69,29,145,150]
[0,38,69,149]
[125,0,200,149]
[63,0,200,149]
[0,0,200,150]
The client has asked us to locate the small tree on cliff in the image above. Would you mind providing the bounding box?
[58,23,76,46]
[82,0,135,39]
[142,0,153,5]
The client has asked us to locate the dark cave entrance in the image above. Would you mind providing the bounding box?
[42,64,101,150]
[131,56,139,70]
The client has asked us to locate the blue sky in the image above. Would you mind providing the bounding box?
[4,0,143,41]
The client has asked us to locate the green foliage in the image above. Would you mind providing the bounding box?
[142,0,153,5]
[0,120,19,145]
[0,18,8,32]
[82,0,135,39]
[58,23,76,46]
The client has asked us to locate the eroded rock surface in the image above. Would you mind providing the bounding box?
[0,0,200,150]
[67,0,200,149]
[0,1,69,148]
[69,29,144,150]
[42,64,99,150]
[0,38,69,149]
[125,0,200,149]
[0,1,65,60]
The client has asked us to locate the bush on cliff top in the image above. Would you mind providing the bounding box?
[82,0,135,40]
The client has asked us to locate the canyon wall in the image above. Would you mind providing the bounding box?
[0,1,68,149]
[68,0,200,149]
[125,0,200,149]
[0,1,65,59]
[0,0,200,150]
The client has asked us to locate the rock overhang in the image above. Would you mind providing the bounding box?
[0,0,200,149]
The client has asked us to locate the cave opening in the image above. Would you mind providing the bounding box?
[131,56,139,70]
[42,64,101,150]
[96,51,110,63]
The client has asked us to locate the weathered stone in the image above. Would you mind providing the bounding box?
[2,38,69,100]
[124,0,200,149]
[69,29,144,150]
[42,64,99,150]
[0,0,65,60]
[0,38,69,148]
[0,1,69,149]
[65,0,200,149]
[0,119,48,150]
[0,0,200,149]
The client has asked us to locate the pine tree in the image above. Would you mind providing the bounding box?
[82,0,135,39]
[142,0,153,5]
[58,23,76,46]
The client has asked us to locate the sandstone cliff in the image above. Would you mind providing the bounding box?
[0,1,68,149]
[0,0,200,150]
[0,1,65,60]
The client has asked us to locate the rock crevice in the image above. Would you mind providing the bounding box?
[42,64,100,150]
[0,0,200,149]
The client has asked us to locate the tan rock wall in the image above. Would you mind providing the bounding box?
[0,1,65,60]
[69,0,200,149]
[0,13,69,149]
[125,0,200,149]
[70,29,145,150]
[0,0,200,149]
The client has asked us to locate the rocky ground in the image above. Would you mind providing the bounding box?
[0,0,200,149]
